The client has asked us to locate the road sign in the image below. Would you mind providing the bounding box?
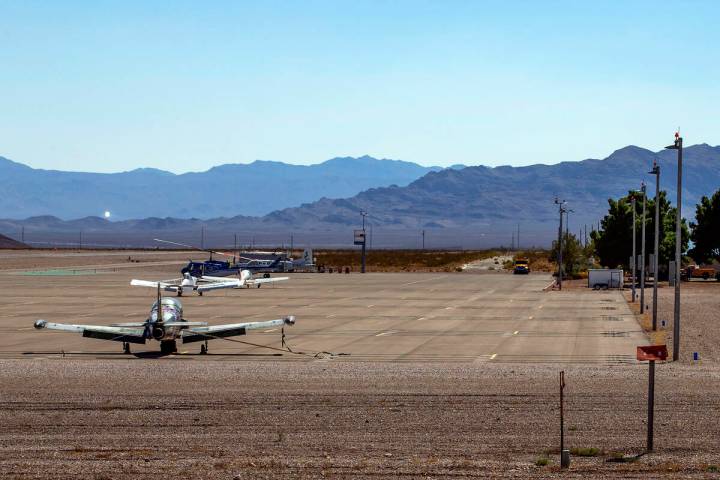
[353,230,366,245]
[637,344,666,452]
[637,345,668,361]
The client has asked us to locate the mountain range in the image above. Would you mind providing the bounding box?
[0,155,455,219]
[1,144,718,248]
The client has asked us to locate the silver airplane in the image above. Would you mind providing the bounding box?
[33,286,295,355]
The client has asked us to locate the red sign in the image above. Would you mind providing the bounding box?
[637,345,668,361]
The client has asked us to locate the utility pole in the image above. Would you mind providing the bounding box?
[511,232,515,251]
[517,224,520,250]
[665,132,683,361]
[555,198,566,290]
[21,226,24,243]
[640,182,647,314]
[631,194,637,303]
[422,229,425,250]
[369,222,373,250]
[290,233,294,252]
[649,160,660,330]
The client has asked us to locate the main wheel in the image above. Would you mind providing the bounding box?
[123,342,131,355]
[200,343,208,355]
[160,340,177,355]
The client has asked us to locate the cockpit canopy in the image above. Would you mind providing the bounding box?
[150,297,183,323]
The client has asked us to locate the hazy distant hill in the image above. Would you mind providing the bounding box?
[259,144,720,231]
[0,155,448,219]
[1,144,718,248]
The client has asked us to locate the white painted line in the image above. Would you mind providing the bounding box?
[326,314,336,318]
[513,330,519,335]
[490,353,497,360]
[401,276,448,286]
[538,305,544,309]
[416,317,426,321]
[264,329,277,333]
[487,289,496,294]
[375,331,397,337]
[367,304,375,308]
[528,316,534,320]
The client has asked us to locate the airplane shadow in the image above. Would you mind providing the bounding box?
[23,351,285,359]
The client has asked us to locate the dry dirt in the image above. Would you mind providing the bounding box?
[1,250,719,478]
[1,361,719,479]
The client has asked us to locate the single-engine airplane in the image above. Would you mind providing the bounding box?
[34,285,295,355]
[130,270,289,296]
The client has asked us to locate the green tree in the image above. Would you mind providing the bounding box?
[550,232,586,277]
[591,190,689,270]
[689,189,720,263]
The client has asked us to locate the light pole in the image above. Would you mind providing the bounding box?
[649,160,660,330]
[665,132,682,361]
[640,182,647,314]
[631,194,637,302]
[555,198,566,290]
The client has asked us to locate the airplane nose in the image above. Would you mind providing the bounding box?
[284,316,295,325]
[34,319,47,329]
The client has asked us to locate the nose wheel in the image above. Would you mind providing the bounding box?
[200,340,208,355]
[122,342,131,354]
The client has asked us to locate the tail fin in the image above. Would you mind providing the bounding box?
[302,248,314,265]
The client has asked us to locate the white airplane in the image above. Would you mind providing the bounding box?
[34,285,295,355]
[130,270,289,296]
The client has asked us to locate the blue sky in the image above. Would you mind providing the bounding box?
[0,1,718,173]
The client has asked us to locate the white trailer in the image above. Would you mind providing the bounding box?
[588,269,624,289]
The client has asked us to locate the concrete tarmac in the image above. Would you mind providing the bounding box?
[0,268,646,364]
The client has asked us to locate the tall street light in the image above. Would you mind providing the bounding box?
[665,132,683,361]
[649,159,660,331]
[555,198,567,290]
[631,194,637,303]
[640,182,647,314]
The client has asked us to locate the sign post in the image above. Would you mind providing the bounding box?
[559,371,570,468]
[637,345,668,452]
[354,229,366,273]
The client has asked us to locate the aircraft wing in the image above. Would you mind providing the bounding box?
[181,316,295,343]
[196,279,242,292]
[130,279,180,293]
[34,319,146,344]
[248,276,289,286]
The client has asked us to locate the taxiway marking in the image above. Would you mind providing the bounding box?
[401,276,448,286]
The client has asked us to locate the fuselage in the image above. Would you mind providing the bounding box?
[182,258,281,277]
[148,297,185,341]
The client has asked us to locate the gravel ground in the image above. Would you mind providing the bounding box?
[1,360,719,479]
[655,281,720,364]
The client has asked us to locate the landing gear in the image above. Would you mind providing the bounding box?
[263,273,271,278]
[200,340,208,355]
[122,342,131,354]
[198,291,203,296]
[177,288,183,297]
[160,340,177,355]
